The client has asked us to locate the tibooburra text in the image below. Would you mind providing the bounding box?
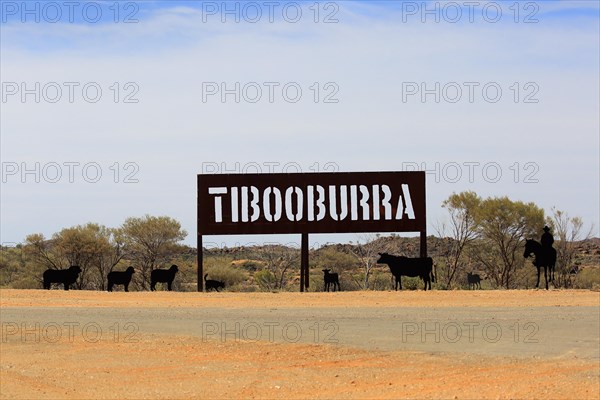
[207,184,416,224]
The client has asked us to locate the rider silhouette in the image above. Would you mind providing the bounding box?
[541,226,554,249]
[540,226,556,283]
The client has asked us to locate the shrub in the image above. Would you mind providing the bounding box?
[254,270,277,291]
[401,276,421,290]
[370,271,394,291]
[12,276,42,290]
[204,265,248,289]
[232,259,264,272]
[573,267,600,289]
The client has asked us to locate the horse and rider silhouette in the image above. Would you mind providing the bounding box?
[523,226,556,290]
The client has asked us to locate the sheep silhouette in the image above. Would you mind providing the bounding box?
[107,267,135,292]
[322,269,340,292]
[150,265,179,291]
[204,274,225,292]
[43,266,81,290]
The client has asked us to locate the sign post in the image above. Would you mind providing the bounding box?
[197,171,426,292]
[301,232,309,291]
[197,232,203,292]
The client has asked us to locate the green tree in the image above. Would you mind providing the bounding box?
[121,215,187,290]
[24,223,125,290]
[23,233,63,286]
[93,226,127,290]
[0,244,29,288]
[474,197,545,288]
[551,208,594,288]
[54,223,116,289]
[437,191,481,288]
[349,234,391,290]
[256,244,299,290]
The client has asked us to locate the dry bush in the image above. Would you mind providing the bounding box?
[572,267,600,290]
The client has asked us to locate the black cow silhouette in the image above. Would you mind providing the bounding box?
[322,269,340,292]
[376,253,434,291]
[524,239,556,290]
[150,265,179,291]
[467,272,483,290]
[107,267,135,292]
[43,266,81,290]
[204,274,225,292]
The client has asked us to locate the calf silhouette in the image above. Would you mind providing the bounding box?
[107,267,135,292]
[322,269,340,292]
[43,266,81,290]
[204,274,225,292]
[150,265,179,291]
[376,253,434,291]
[467,272,483,290]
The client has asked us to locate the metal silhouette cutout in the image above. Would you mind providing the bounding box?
[197,171,428,292]
[204,274,225,292]
[467,272,483,290]
[376,253,434,291]
[150,265,179,291]
[42,265,81,290]
[322,269,340,292]
[107,267,135,292]
[523,226,557,290]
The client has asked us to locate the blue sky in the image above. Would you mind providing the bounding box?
[1,1,599,247]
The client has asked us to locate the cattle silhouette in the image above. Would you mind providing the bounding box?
[376,253,434,291]
[322,269,340,292]
[150,265,179,291]
[107,267,135,292]
[43,266,81,290]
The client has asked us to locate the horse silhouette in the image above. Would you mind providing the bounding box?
[523,239,556,290]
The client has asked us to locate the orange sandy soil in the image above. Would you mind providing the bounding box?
[1,289,599,400]
[1,288,599,308]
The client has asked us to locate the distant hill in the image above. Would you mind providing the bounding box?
[181,236,600,270]
[185,236,600,267]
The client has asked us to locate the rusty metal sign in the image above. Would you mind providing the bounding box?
[197,171,426,235]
